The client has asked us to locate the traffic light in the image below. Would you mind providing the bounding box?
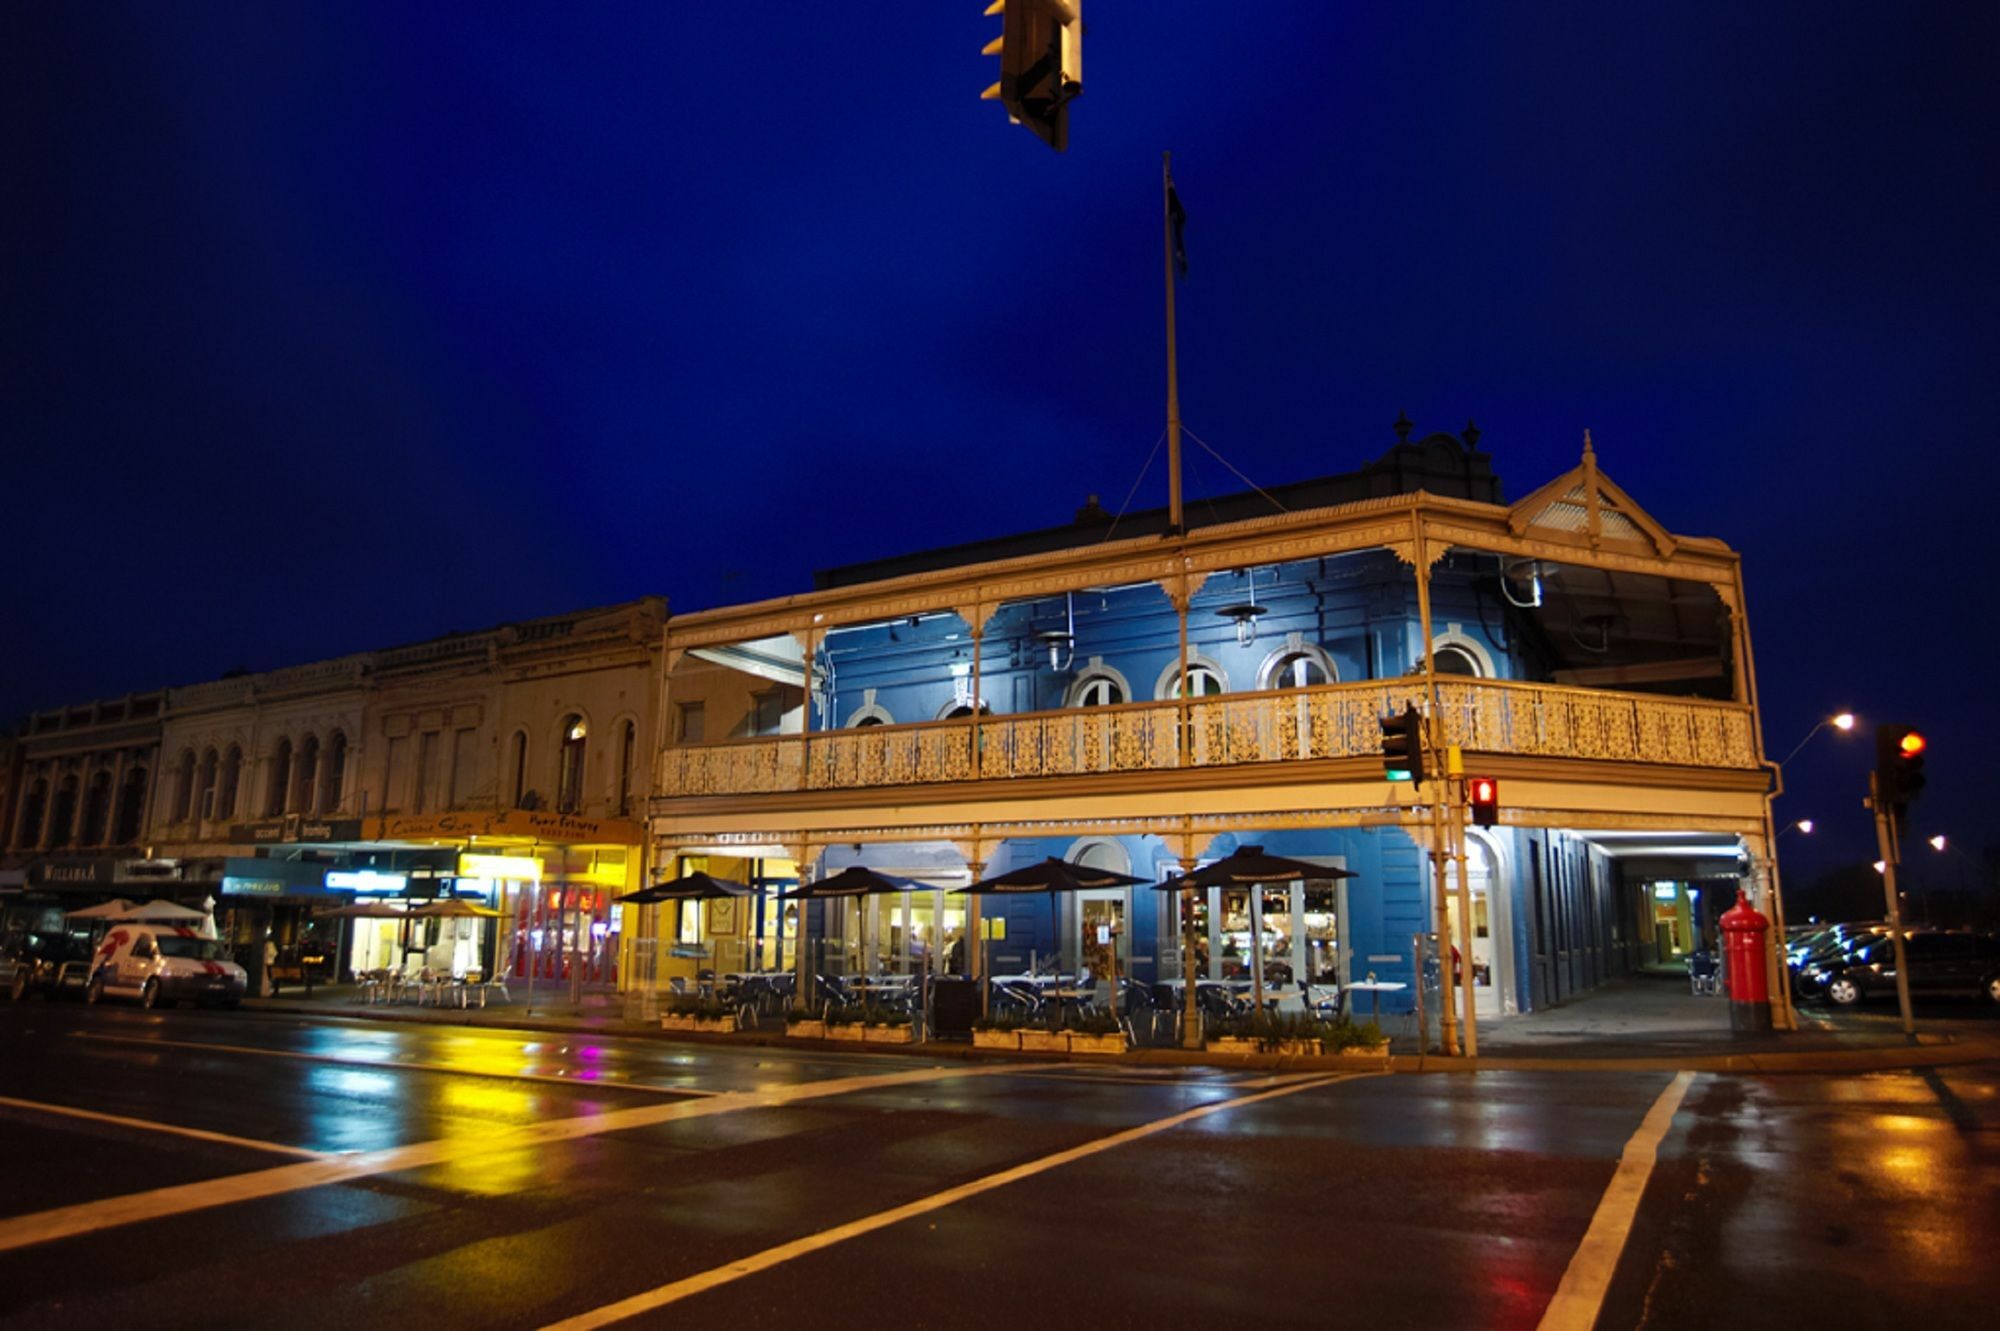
[1468,776,1499,828]
[1380,704,1427,787]
[980,0,1083,151]
[1874,723,1928,831]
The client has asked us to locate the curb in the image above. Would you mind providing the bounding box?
[235,1001,2000,1075]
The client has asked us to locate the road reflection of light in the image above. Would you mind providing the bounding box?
[304,1065,409,1153]
[437,1080,543,1195]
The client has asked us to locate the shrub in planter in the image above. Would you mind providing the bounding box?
[1320,1018,1389,1054]
[785,1014,828,1039]
[1061,1009,1125,1054]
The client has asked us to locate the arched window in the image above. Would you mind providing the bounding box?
[114,766,147,843]
[1433,645,1480,677]
[320,732,347,812]
[49,775,79,848]
[80,771,111,845]
[21,777,49,844]
[1428,629,1496,679]
[509,731,529,808]
[556,715,587,814]
[618,720,637,815]
[1154,656,1228,701]
[266,738,292,817]
[936,700,992,721]
[18,778,48,847]
[172,750,196,823]
[295,734,321,813]
[1065,661,1131,708]
[1258,644,1337,691]
[218,746,243,819]
[196,749,219,822]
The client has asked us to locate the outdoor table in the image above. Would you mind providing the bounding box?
[1343,980,1406,1021]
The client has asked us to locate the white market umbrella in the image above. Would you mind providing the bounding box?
[118,899,210,924]
[64,898,138,919]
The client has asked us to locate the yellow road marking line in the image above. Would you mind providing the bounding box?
[0,1093,329,1161]
[1536,1071,1696,1331]
[0,1061,1055,1254]
[541,1071,1374,1330]
[72,1031,723,1097]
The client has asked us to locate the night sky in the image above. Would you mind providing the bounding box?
[5,3,1994,885]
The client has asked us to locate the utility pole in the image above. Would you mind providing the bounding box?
[1447,746,1477,1058]
[1868,771,1917,1038]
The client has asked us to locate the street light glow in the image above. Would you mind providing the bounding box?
[1873,860,1886,873]
[1832,712,1855,731]
[1796,819,1814,834]
[1929,834,1946,852]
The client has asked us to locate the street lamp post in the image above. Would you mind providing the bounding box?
[1763,712,1857,1033]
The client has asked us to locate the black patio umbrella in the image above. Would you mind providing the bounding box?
[957,858,1153,1008]
[1156,846,1359,1014]
[615,870,753,905]
[781,866,946,996]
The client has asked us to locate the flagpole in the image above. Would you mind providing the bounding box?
[1163,151,1183,535]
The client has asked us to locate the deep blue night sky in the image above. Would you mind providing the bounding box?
[4,3,1994,884]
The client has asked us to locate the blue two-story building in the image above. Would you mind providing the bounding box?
[645,425,1778,1037]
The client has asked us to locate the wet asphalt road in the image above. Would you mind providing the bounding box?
[0,1001,1994,1331]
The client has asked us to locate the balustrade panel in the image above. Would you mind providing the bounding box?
[659,680,1760,796]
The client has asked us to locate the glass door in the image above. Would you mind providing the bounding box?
[1076,891,1127,985]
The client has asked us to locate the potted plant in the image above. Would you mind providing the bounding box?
[1201,1013,1261,1056]
[862,1004,917,1044]
[660,995,737,1034]
[785,1008,827,1040]
[823,1004,869,1042]
[1063,1009,1126,1055]
[1017,1016,1066,1053]
[1319,1017,1390,1057]
[972,1012,1024,1050]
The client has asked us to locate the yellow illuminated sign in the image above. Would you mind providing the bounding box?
[459,854,543,882]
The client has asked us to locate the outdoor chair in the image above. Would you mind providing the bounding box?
[990,978,1042,1018]
[816,973,859,1015]
[1688,951,1722,996]
[1302,981,1344,1020]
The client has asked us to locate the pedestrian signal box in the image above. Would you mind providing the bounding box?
[1468,776,1499,828]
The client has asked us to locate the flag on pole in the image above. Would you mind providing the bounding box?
[1167,177,1188,277]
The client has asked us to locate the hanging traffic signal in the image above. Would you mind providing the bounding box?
[1874,723,1928,831]
[980,0,1083,151]
[1468,776,1499,828]
[1380,704,1427,788]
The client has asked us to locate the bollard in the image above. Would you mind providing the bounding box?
[1720,889,1772,1034]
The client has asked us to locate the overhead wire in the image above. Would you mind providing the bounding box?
[1101,427,1168,543]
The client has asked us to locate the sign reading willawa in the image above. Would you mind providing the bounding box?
[372,809,644,846]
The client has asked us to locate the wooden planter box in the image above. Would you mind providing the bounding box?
[1204,1037,1261,1056]
[1065,1032,1126,1056]
[824,1023,870,1042]
[1017,1028,1066,1053]
[972,1028,1021,1051]
[862,1023,916,1044]
[786,1019,827,1040]
[1325,1041,1391,1058]
[661,1013,738,1034]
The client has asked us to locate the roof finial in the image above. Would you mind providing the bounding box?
[1582,428,1594,459]
[1393,410,1413,444]
[1463,418,1481,450]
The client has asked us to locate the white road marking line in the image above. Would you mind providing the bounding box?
[541,1071,1375,1331]
[1536,1071,1696,1331]
[0,1094,329,1161]
[71,1031,723,1097]
[0,1061,1057,1254]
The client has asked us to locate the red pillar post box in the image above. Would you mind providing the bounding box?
[1719,889,1772,1033]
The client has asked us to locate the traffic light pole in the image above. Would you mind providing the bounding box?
[1450,769,1478,1058]
[1428,779,1459,1057]
[1868,771,1917,1039]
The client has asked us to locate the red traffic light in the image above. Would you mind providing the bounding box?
[1468,776,1499,827]
[1899,731,1926,757]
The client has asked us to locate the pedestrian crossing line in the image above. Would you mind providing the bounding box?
[539,1071,1378,1331]
[0,1093,331,1161]
[0,1060,1060,1254]
[1536,1070,1696,1331]
[70,1031,725,1097]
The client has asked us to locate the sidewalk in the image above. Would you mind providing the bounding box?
[241,973,2000,1075]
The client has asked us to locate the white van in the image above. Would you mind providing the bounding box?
[86,925,248,1009]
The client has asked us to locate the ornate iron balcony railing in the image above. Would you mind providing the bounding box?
[660,678,1758,798]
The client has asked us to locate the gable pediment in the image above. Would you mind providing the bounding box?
[1507,432,1677,559]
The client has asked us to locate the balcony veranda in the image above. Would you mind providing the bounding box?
[659,678,1760,799]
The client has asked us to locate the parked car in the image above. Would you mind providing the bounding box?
[5,930,96,1001]
[85,925,247,1009]
[1801,930,2000,1006]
